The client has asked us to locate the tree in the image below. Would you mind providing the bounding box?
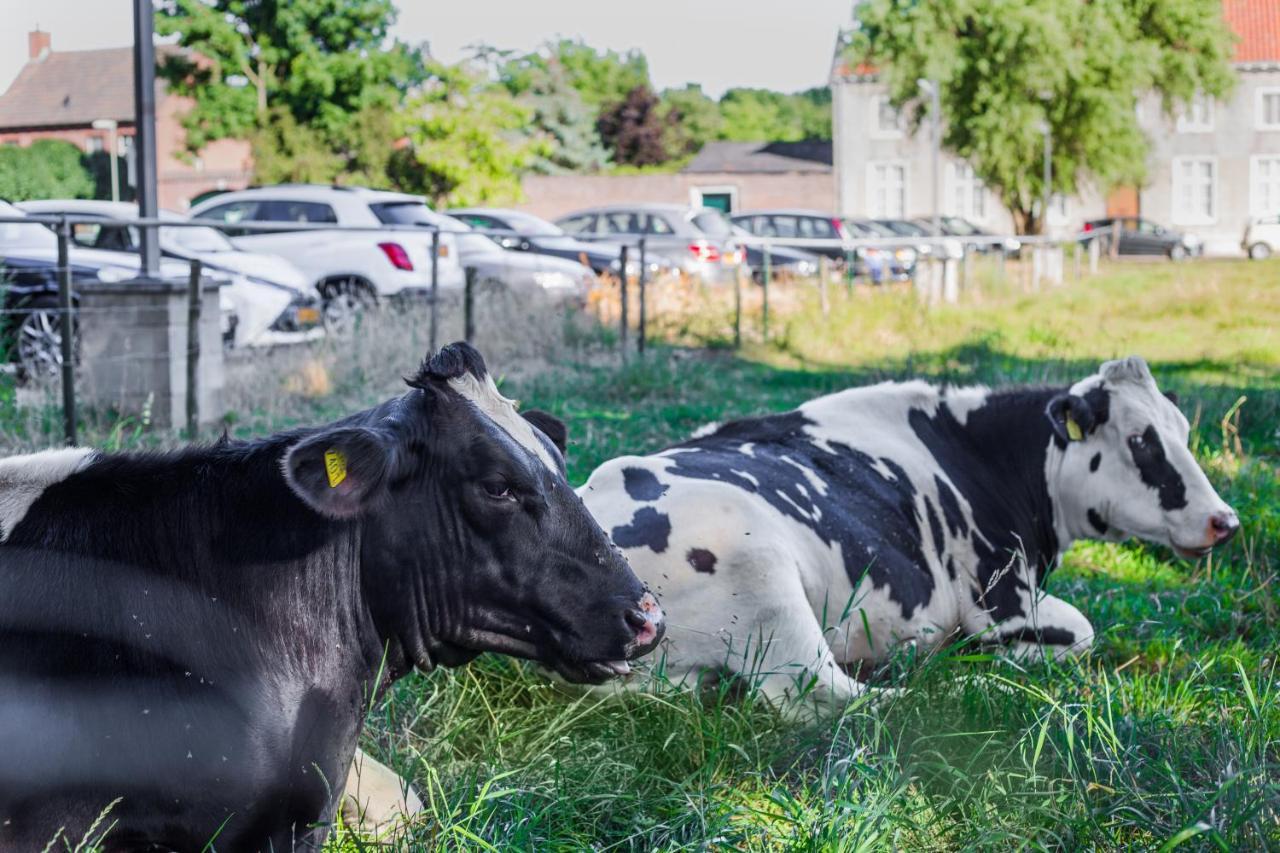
[717,87,832,142]
[514,39,651,111]
[510,59,610,174]
[0,140,95,202]
[154,0,423,165]
[660,84,723,156]
[850,0,1236,234]
[395,61,545,207]
[596,86,673,167]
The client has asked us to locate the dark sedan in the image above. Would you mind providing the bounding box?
[1082,217,1202,260]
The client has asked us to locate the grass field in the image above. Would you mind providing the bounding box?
[320,259,1280,850]
[4,258,1274,849]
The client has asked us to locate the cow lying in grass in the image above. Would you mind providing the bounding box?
[0,342,664,850]
[581,356,1237,709]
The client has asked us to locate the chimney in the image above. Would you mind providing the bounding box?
[28,30,51,61]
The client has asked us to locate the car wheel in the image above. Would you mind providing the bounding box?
[1169,244,1188,261]
[16,298,76,384]
[322,278,374,337]
[1248,242,1272,260]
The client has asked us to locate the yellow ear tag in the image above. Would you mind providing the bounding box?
[1065,415,1084,442]
[324,449,348,488]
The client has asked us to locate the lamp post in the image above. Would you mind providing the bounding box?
[132,0,160,276]
[91,119,119,202]
[917,78,941,239]
[1036,118,1052,236]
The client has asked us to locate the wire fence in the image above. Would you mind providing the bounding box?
[0,212,1125,451]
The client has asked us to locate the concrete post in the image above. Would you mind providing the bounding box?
[77,278,224,430]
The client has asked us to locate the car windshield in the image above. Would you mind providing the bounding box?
[501,211,563,237]
[454,232,504,255]
[370,201,441,227]
[692,211,732,239]
[0,203,58,250]
[941,217,981,236]
[161,224,235,252]
[880,220,922,236]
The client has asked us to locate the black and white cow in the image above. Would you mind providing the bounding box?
[0,342,664,850]
[581,356,1237,709]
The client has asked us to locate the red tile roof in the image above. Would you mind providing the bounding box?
[1224,0,1280,63]
[0,46,182,131]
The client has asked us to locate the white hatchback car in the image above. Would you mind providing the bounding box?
[1243,215,1280,260]
[189,186,465,329]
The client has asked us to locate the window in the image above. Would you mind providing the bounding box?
[866,163,907,218]
[1258,88,1280,130]
[257,200,338,224]
[770,216,798,238]
[1171,157,1216,224]
[946,163,987,220]
[646,214,676,235]
[1252,156,1280,216]
[870,95,903,138]
[1176,93,1214,133]
[369,201,438,226]
[557,214,596,235]
[196,200,261,237]
[797,217,837,239]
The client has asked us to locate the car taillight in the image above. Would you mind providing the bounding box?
[378,242,414,271]
[1083,222,1093,232]
[689,242,720,263]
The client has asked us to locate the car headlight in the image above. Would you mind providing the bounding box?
[96,266,132,283]
[533,270,576,290]
[895,248,917,264]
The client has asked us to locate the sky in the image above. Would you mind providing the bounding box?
[0,0,852,98]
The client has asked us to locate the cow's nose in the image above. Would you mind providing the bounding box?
[1210,510,1240,545]
[624,592,665,655]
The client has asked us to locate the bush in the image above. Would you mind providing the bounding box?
[0,139,95,201]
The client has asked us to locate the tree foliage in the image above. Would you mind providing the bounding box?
[660,84,723,156]
[717,87,831,143]
[596,86,674,167]
[851,0,1236,233]
[155,0,422,157]
[0,140,95,202]
[396,62,545,207]
[506,57,611,174]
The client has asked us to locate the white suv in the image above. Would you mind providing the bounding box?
[1243,215,1279,260]
[189,186,464,327]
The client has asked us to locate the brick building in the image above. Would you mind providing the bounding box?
[0,30,252,210]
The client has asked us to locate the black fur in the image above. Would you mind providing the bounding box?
[1087,508,1109,535]
[622,467,669,502]
[611,507,672,553]
[1129,425,1188,510]
[686,548,718,574]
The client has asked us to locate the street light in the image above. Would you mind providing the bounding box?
[91,118,119,203]
[917,78,941,239]
[1036,117,1052,236]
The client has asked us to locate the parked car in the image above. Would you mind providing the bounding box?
[447,207,672,279]
[1242,215,1279,260]
[1082,217,1202,260]
[554,204,743,284]
[18,200,323,349]
[729,226,821,282]
[874,219,965,260]
[189,185,465,329]
[729,210,851,262]
[0,201,234,379]
[396,211,598,299]
[912,216,1021,256]
[845,218,917,280]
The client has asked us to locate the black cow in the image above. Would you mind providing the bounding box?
[0,342,664,850]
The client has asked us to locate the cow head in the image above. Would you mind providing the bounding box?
[1046,356,1239,559]
[281,342,664,684]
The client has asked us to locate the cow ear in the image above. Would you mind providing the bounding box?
[1045,394,1097,445]
[521,409,567,456]
[283,427,397,519]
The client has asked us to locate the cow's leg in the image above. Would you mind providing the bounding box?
[990,592,1095,662]
[341,748,423,833]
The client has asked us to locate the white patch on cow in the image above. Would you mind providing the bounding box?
[730,468,760,489]
[940,385,991,425]
[448,372,556,470]
[739,442,755,458]
[689,421,721,439]
[779,455,830,496]
[0,447,95,541]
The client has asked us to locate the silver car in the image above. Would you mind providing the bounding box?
[554,204,744,284]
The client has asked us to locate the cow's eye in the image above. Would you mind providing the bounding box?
[481,478,515,501]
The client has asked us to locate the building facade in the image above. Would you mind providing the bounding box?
[831,0,1279,252]
[0,30,252,210]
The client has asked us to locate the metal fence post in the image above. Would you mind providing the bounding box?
[463,266,476,343]
[819,253,829,317]
[733,261,742,349]
[637,237,647,355]
[429,229,440,352]
[618,245,629,363]
[186,259,202,438]
[55,220,77,446]
[761,243,771,341]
